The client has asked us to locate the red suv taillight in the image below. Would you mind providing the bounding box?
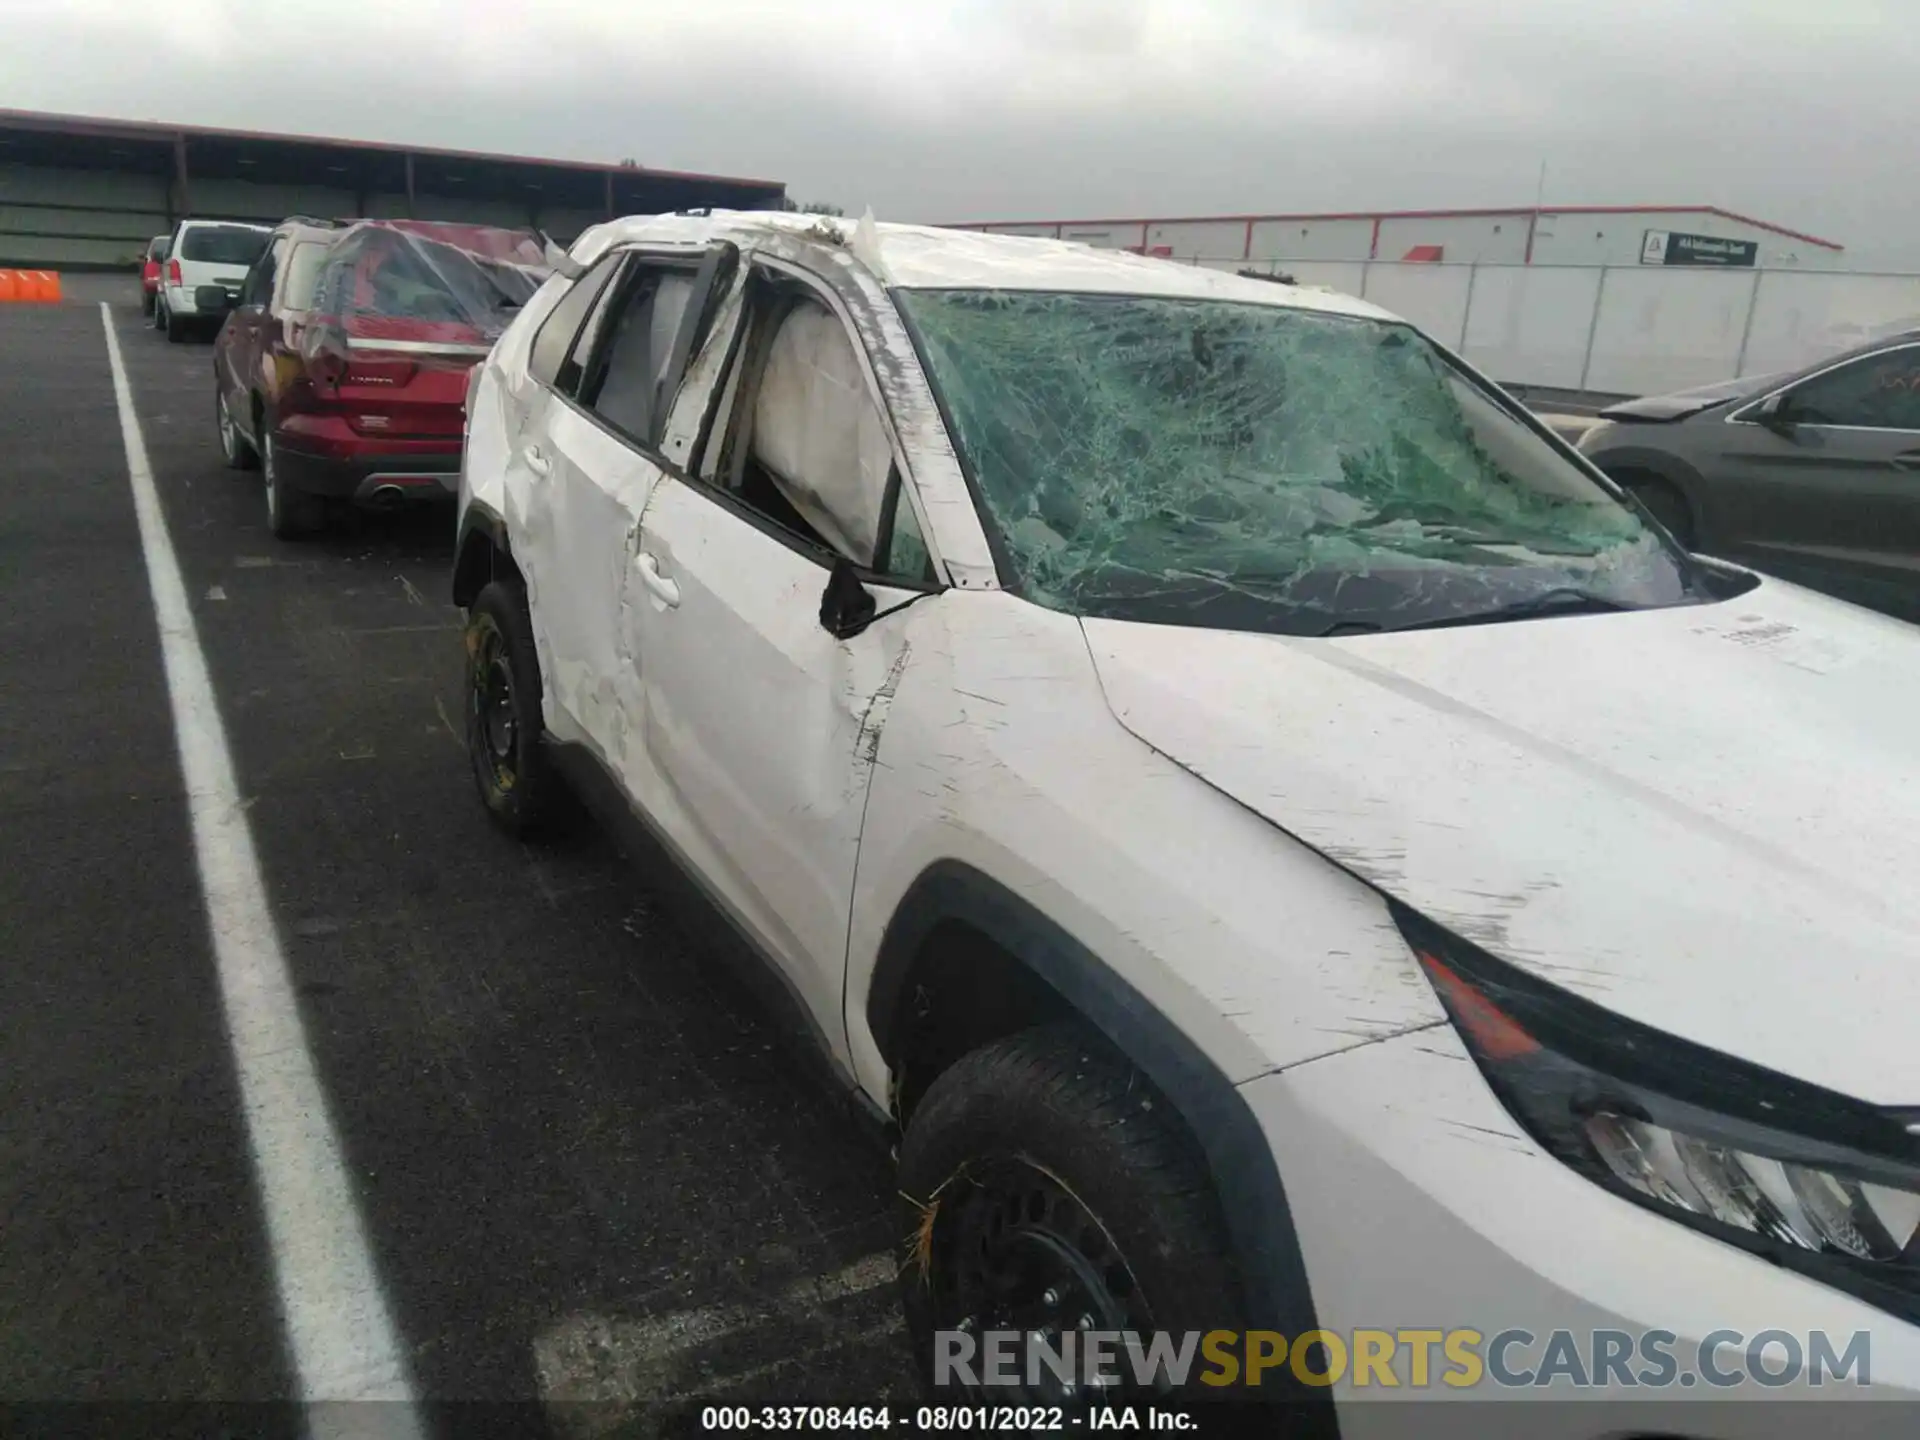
[307,349,349,391]
[298,318,352,392]
[166,259,182,285]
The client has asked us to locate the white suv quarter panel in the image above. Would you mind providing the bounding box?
[462,272,583,742]
[843,592,1447,1102]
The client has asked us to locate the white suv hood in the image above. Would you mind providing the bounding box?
[1083,577,1920,1103]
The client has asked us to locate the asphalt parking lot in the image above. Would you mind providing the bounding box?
[0,299,917,1432]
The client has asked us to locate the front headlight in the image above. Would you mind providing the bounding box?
[1395,904,1920,1319]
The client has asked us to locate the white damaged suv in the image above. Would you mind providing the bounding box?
[455,212,1920,1427]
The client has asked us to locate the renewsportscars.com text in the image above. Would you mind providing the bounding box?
[935,1326,1874,1391]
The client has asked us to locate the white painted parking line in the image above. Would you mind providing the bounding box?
[100,305,423,1438]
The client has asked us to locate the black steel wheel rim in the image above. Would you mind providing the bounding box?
[470,625,518,793]
[926,1157,1156,1405]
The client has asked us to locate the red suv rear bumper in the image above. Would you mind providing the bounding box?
[273,415,461,504]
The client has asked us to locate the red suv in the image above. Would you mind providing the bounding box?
[213,218,550,538]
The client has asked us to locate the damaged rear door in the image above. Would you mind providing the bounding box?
[513,241,735,768]
[627,258,940,1058]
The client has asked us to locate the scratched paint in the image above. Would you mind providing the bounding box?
[1079,569,1920,1103]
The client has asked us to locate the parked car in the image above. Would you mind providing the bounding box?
[1580,332,1920,619]
[154,219,273,342]
[139,234,170,317]
[214,218,548,538]
[455,213,1920,1412]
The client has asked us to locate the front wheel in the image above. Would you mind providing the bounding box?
[898,1024,1246,1406]
[464,580,561,838]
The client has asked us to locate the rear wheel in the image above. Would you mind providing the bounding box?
[217,390,258,470]
[165,306,187,343]
[464,580,561,838]
[898,1024,1246,1405]
[153,297,169,333]
[1614,470,1696,549]
[262,429,325,538]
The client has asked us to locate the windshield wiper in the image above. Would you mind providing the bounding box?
[1315,587,1638,637]
[1384,586,1638,633]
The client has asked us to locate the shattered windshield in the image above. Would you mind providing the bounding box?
[898,290,1694,635]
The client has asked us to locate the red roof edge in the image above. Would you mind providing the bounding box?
[1702,207,1843,251]
[948,204,1844,252]
[0,105,786,195]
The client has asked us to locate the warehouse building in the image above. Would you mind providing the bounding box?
[954,205,1846,270]
[0,107,786,270]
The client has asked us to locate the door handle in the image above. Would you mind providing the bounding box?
[525,444,552,477]
[637,552,680,608]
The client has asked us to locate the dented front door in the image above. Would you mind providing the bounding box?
[625,478,916,1058]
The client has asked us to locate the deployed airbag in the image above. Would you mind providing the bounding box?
[750,300,892,567]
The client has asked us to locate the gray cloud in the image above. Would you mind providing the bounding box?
[3,0,1916,262]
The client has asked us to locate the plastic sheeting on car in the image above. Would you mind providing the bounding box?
[749,299,893,568]
[303,220,550,362]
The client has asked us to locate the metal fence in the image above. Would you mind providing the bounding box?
[1181,256,1920,399]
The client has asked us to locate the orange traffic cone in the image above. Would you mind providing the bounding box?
[34,271,62,303]
[0,271,17,303]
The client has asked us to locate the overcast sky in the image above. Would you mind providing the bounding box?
[6,0,1918,264]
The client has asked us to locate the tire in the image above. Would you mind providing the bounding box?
[217,390,258,471]
[153,297,168,333]
[165,306,187,343]
[897,1023,1246,1405]
[1615,471,1696,550]
[464,580,561,839]
[262,429,325,538]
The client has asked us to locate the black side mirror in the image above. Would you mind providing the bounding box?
[820,557,877,639]
[1755,391,1798,433]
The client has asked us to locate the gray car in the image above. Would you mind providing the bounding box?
[1578,333,1920,620]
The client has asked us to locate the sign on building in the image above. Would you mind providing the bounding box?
[1640,230,1760,268]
